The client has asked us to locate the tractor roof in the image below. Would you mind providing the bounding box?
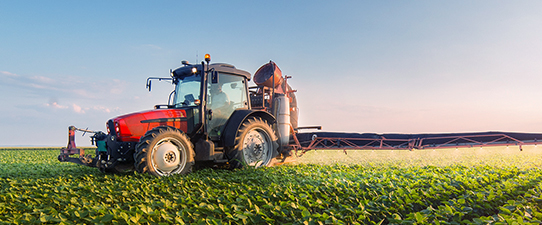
[172,63,251,81]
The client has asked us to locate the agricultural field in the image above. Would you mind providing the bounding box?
[1,146,542,224]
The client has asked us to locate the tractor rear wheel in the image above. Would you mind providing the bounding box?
[134,126,194,177]
[228,117,278,169]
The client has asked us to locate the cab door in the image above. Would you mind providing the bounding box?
[207,73,248,138]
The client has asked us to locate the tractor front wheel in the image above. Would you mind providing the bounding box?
[134,126,194,177]
[228,117,278,169]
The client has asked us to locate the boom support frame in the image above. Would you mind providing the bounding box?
[292,130,542,156]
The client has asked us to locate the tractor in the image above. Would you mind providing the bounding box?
[59,54,298,176]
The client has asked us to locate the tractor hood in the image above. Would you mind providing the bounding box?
[107,109,188,142]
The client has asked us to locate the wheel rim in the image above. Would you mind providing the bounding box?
[151,137,187,176]
[242,128,272,167]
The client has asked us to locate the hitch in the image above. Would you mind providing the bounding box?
[58,126,104,167]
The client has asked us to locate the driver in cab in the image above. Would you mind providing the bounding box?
[209,83,230,135]
[210,83,230,113]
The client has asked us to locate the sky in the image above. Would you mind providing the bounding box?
[1,1,542,146]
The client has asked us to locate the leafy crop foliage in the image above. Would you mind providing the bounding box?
[2,147,542,224]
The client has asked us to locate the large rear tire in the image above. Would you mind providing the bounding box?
[134,126,194,177]
[228,117,278,169]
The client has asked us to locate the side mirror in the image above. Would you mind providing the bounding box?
[211,71,219,84]
[146,80,152,92]
[145,77,173,92]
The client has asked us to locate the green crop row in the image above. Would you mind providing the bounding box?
[1,148,542,224]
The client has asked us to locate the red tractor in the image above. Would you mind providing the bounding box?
[59,54,298,176]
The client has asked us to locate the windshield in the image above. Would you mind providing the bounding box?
[172,75,201,107]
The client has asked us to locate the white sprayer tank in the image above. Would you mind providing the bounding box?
[273,94,291,146]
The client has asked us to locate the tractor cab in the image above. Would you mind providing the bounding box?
[167,61,251,139]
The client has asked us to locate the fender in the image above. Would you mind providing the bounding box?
[221,109,276,148]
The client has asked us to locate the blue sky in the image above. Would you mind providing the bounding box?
[1,1,542,146]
